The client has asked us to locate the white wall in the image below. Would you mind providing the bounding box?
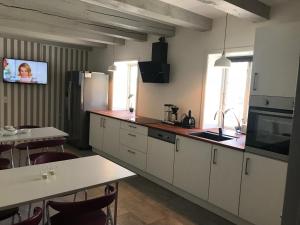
[88,1,300,126]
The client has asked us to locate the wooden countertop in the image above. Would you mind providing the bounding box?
[89,110,245,151]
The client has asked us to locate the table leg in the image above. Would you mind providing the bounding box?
[114,182,119,225]
[42,200,45,225]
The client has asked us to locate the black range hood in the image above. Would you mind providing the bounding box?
[138,37,170,83]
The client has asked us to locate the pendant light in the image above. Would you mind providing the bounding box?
[108,42,116,72]
[214,14,231,68]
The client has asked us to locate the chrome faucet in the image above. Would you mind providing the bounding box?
[224,108,242,133]
[214,110,225,136]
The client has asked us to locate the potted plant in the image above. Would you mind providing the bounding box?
[128,94,134,112]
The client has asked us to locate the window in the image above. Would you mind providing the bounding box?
[202,53,252,130]
[112,61,138,111]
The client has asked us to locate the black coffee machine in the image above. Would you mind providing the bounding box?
[163,104,179,125]
[181,110,196,128]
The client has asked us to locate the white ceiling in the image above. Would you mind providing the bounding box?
[159,0,225,18]
[160,0,291,19]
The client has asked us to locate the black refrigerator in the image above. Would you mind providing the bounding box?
[64,71,108,149]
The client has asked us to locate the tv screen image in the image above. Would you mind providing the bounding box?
[2,58,48,84]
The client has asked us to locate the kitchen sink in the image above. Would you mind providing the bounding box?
[189,131,234,142]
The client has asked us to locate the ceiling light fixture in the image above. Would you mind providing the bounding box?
[108,41,116,72]
[215,14,231,68]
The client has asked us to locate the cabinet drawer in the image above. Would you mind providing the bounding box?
[103,117,120,128]
[120,121,148,135]
[119,145,146,171]
[120,128,148,153]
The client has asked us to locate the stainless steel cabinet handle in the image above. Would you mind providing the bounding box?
[175,138,180,152]
[127,149,136,154]
[100,118,103,128]
[253,73,258,91]
[103,118,106,128]
[245,158,250,175]
[129,124,137,129]
[213,148,217,164]
[128,133,136,137]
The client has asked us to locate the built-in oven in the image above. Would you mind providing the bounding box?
[245,95,295,161]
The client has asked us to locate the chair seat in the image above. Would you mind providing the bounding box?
[50,210,107,225]
[0,207,18,221]
[15,139,65,150]
[0,158,10,170]
[0,144,13,154]
[29,153,45,162]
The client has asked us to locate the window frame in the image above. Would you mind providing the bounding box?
[111,60,139,111]
[201,54,253,130]
[221,58,253,129]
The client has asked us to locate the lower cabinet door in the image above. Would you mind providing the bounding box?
[239,153,288,225]
[119,145,146,171]
[89,113,103,152]
[147,137,175,183]
[208,146,243,215]
[102,117,120,158]
[173,136,211,200]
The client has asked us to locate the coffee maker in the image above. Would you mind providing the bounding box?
[163,104,179,125]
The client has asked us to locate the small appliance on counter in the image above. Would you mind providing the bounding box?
[181,110,196,129]
[163,104,180,125]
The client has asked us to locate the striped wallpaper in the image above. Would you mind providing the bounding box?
[0,37,89,129]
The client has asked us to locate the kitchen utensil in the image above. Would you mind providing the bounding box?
[181,110,196,128]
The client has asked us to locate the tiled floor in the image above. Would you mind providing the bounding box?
[0,144,234,225]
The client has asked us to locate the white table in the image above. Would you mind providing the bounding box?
[0,155,136,224]
[0,127,68,142]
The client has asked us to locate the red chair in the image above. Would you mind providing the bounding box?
[46,185,116,225]
[0,144,15,168]
[33,151,77,165]
[0,158,10,170]
[15,139,66,166]
[0,207,21,223]
[13,207,42,225]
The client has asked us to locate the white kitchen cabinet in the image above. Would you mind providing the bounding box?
[208,145,244,215]
[120,121,148,135]
[120,128,148,153]
[89,113,104,152]
[102,117,121,158]
[251,23,300,97]
[173,136,212,200]
[89,114,120,157]
[119,123,148,171]
[147,137,175,183]
[239,153,288,225]
[119,145,147,171]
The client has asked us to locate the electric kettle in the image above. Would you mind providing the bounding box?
[181,110,195,128]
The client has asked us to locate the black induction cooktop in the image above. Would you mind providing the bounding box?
[126,116,161,125]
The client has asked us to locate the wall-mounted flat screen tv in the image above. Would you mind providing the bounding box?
[2,58,48,84]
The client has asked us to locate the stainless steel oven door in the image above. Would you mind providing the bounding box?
[245,107,293,161]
